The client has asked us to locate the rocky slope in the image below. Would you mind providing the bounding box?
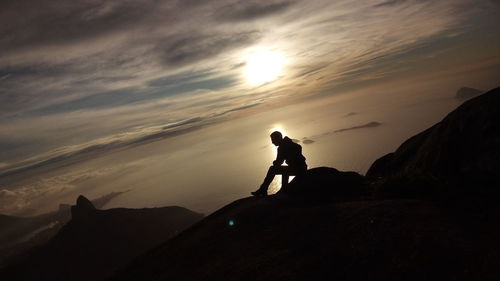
[367,86,500,198]
[110,184,500,281]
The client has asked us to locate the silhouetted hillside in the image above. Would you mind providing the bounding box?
[0,196,203,281]
[109,87,500,281]
[0,192,125,267]
[367,86,500,198]
[111,194,500,281]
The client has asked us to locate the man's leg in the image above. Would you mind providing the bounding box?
[252,166,284,196]
[261,166,280,190]
[281,173,290,190]
[279,165,306,193]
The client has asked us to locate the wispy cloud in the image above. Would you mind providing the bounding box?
[0,99,264,177]
[0,161,141,216]
[333,121,382,133]
[215,1,297,22]
[158,31,261,66]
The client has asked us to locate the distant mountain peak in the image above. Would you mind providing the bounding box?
[76,195,96,210]
[71,195,96,220]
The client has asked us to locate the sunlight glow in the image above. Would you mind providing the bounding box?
[244,49,285,85]
[269,124,287,136]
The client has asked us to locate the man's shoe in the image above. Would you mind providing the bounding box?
[251,189,267,197]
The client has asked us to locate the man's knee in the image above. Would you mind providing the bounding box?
[268,166,278,174]
[270,165,289,175]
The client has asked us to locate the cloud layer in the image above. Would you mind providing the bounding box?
[1,0,499,172]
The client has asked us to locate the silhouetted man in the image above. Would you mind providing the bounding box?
[252,131,307,196]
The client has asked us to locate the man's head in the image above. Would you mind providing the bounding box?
[270,131,283,146]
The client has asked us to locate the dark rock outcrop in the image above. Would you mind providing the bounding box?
[367,86,500,197]
[71,195,97,220]
[283,167,367,201]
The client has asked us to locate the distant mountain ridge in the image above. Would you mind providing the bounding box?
[0,192,125,267]
[1,196,203,281]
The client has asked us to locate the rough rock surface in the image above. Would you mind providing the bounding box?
[367,87,500,197]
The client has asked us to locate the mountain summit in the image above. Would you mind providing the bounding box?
[70,195,97,220]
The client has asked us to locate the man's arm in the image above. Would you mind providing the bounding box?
[273,147,285,166]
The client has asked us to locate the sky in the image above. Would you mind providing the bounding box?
[1,0,500,216]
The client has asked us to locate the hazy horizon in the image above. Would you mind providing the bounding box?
[1,0,500,216]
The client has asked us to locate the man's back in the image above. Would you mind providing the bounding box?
[277,137,306,168]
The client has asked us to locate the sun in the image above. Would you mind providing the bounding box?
[243,49,285,86]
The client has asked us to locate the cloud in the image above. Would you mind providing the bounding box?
[0,177,73,216]
[0,0,158,54]
[0,121,185,176]
[215,1,296,22]
[299,121,383,143]
[373,0,422,8]
[91,191,129,209]
[158,31,261,66]
[292,64,330,80]
[216,103,262,115]
[333,121,382,133]
[147,71,213,87]
[1,100,263,176]
[32,75,235,114]
[0,74,10,82]
[292,138,314,144]
[343,112,358,117]
[1,0,498,172]
[302,138,315,144]
[0,162,141,216]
